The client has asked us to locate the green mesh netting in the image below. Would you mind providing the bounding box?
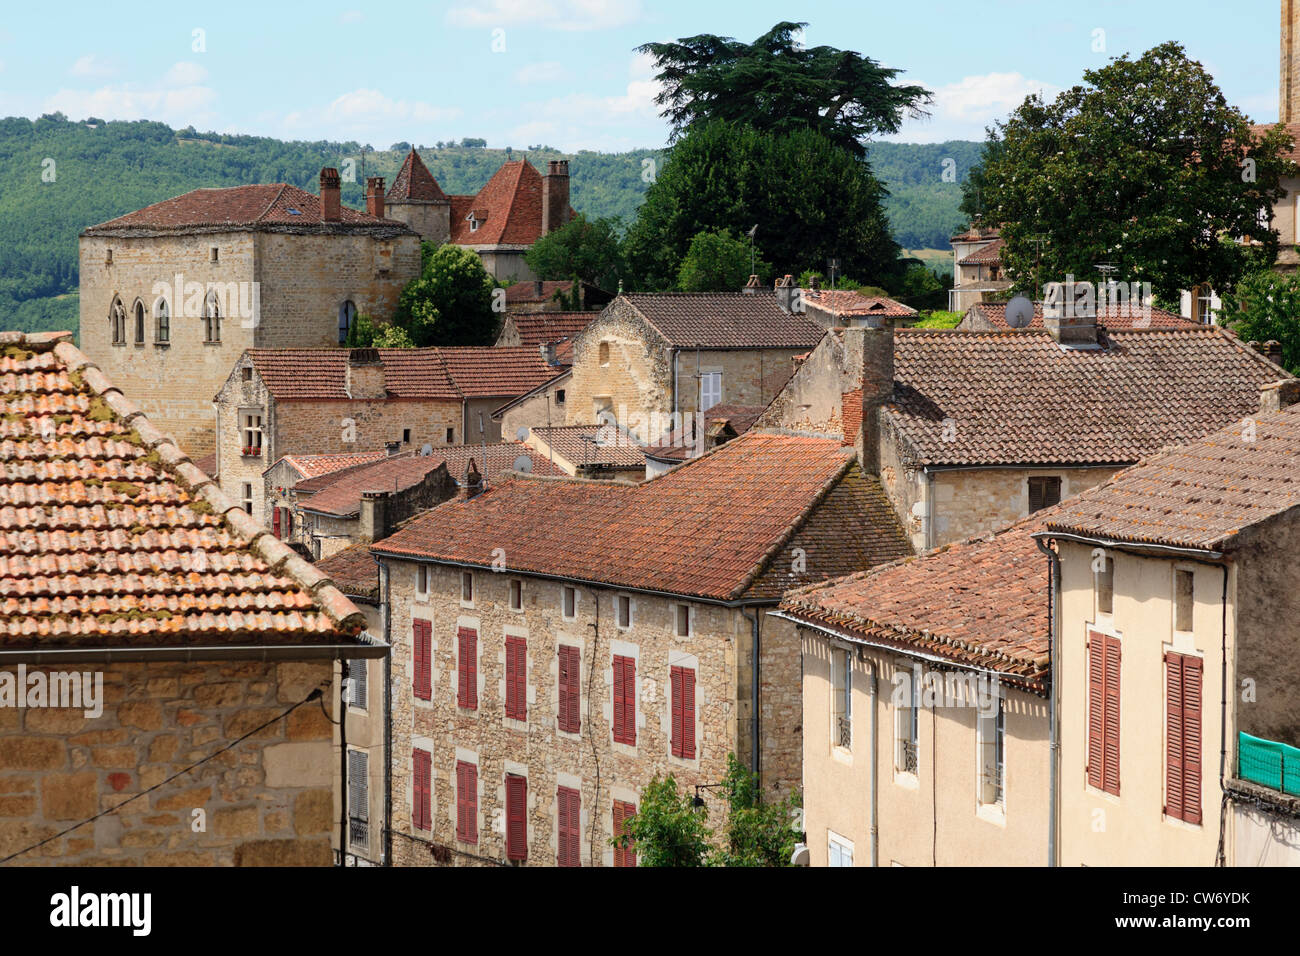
[1239,732,1300,796]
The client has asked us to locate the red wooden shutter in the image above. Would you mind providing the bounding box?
[558,645,580,733]
[286,509,292,537]
[458,627,478,710]
[613,800,636,867]
[412,748,431,831]
[557,786,580,867]
[413,620,431,701]
[1102,635,1121,795]
[272,507,281,539]
[506,774,527,861]
[456,760,478,843]
[1087,630,1121,793]
[505,636,526,720]
[613,655,636,745]
[1170,654,1204,824]
[670,666,684,757]
[1165,652,1184,818]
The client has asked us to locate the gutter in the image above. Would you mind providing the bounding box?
[1030,529,1224,562]
[1034,535,1060,867]
[0,640,390,666]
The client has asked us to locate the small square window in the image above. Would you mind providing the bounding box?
[402,428,411,444]
[616,595,631,629]
[461,571,474,604]
[241,482,253,515]
[562,586,576,619]
[1096,556,1115,617]
[210,247,219,263]
[1175,569,1194,632]
[241,366,253,382]
[675,604,691,638]
[555,389,566,405]
[1028,476,1062,513]
[510,579,523,611]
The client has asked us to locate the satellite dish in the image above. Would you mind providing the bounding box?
[1005,295,1034,329]
[512,455,534,474]
[516,427,529,441]
[420,443,432,456]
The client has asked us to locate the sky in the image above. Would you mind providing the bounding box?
[0,0,1285,152]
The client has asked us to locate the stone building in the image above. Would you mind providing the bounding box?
[0,330,383,866]
[947,225,1009,312]
[79,169,421,456]
[1041,392,1300,866]
[500,281,612,315]
[370,432,911,867]
[494,310,597,350]
[214,346,563,527]
[384,149,575,281]
[523,424,646,481]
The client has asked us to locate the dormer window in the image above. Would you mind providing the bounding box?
[466,209,487,233]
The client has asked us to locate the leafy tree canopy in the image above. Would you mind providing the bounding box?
[524,214,625,291]
[968,42,1295,304]
[1229,269,1300,373]
[676,228,769,292]
[390,243,500,346]
[638,21,931,159]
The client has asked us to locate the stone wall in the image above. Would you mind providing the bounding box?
[497,377,568,443]
[0,658,337,866]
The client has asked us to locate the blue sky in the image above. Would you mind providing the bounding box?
[0,0,1284,151]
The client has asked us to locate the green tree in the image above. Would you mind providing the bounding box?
[714,754,802,867]
[638,21,930,159]
[393,243,500,346]
[616,773,714,867]
[624,121,900,291]
[1229,269,1300,373]
[676,228,766,291]
[524,214,624,290]
[969,42,1294,304]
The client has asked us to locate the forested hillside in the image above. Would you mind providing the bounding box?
[0,114,976,334]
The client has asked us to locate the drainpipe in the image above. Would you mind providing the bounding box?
[741,609,761,780]
[868,659,879,867]
[925,471,936,551]
[339,651,348,867]
[1217,563,1229,867]
[1034,536,1060,867]
[671,349,679,426]
[381,559,393,867]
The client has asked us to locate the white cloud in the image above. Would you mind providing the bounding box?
[278,88,462,144]
[508,53,663,150]
[514,61,569,86]
[44,60,217,127]
[163,61,208,87]
[70,54,119,78]
[446,0,642,32]
[340,10,364,23]
[324,88,460,125]
[885,72,1063,143]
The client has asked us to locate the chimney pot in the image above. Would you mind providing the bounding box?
[774,274,799,313]
[320,167,342,222]
[1260,379,1300,413]
[541,159,570,236]
[366,176,386,219]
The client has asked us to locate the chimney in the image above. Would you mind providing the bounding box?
[457,458,483,500]
[1263,339,1284,367]
[852,320,895,473]
[808,274,820,292]
[365,176,385,219]
[385,440,402,457]
[1043,301,1098,347]
[359,489,389,543]
[742,274,761,295]
[1260,379,1300,413]
[541,159,570,235]
[345,348,387,399]
[540,341,558,366]
[775,274,799,312]
[320,167,342,222]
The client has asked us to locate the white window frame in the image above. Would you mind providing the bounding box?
[976,690,1005,811]
[895,664,920,778]
[348,658,368,711]
[700,371,722,412]
[1094,554,1115,621]
[1173,567,1195,635]
[241,482,253,515]
[832,646,852,751]
[348,748,369,850]
[241,410,264,454]
[827,830,854,867]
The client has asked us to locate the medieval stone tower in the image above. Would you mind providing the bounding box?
[1284,0,1300,123]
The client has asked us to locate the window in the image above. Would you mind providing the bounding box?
[978,694,1005,807]
[456,760,478,843]
[412,620,432,701]
[896,666,919,774]
[616,595,632,629]
[613,800,637,867]
[271,505,293,541]
[1174,570,1194,633]
[241,366,252,382]
[509,579,523,611]
[1027,476,1061,513]
[461,570,474,604]
[348,749,368,849]
[613,655,636,745]
[562,586,576,619]
[828,832,854,867]
[832,647,852,750]
[1096,555,1115,617]
[506,774,528,861]
[203,293,221,343]
[555,388,566,406]
[402,428,411,444]
[132,299,145,344]
[446,427,455,443]
[416,565,431,600]
[241,411,263,456]
[105,248,113,265]
[557,645,581,733]
[1087,630,1122,796]
[556,786,580,867]
[1196,287,1216,325]
[505,635,527,721]
[348,658,367,710]
[338,300,357,345]
[674,604,691,638]
[1165,652,1203,824]
[457,626,478,710]
[411,748,432,831]
[154,298,170,344]
[700,371,722,412]
[670,665,696,759]
[210,246,219,263]
[241,483,253,515]
[598,342,610,367]
[109,297,126,345]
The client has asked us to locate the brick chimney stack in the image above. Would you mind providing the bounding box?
[541,160,570,235]
[851,320,895,473]
[366,176,385,219]
[457,459,483,500]
[1260,379,1300,413]
[345,348,387,399]
[1043,300,1098,347]
[774,274,800,313]
[742,274,761,295]
[320,167,342,222]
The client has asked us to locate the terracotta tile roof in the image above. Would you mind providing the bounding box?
[274,451,388,480]
[621,293,827,349]
[890,328,1290,466]
[84,184,412,235]
[387,149,448,202]
[804,290,917,318]
[529,425,646,468]
[643,403,767,462]
[245,347,560,401]
[956,237,1004,266]
[505,311,597,348]
[950,225,1001,243]
[1251,123,1300,165]
[780,515,1050,694]
[969,300,1196,331]
[505,281,576,305]
[193,452,217,477]
[315,542,379,601]
[0,331,367,649]
[1044,403,1300,552]
[449,160,563,246]
[373,433,910,601]
[299,443,564,517]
